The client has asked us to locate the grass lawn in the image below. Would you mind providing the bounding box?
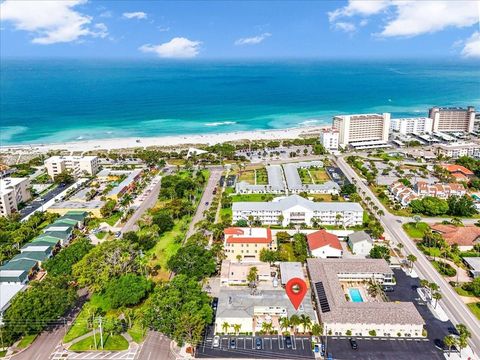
[69,334,129,351]
[467,302,480,320]
[17,334,37,349]
[298,168,313,184]
[96,231,107,239]
[167,159,186,166]
[454,286,476,297]
[230,194,275,202]
[310,194,344,202]
[0,350,7,357]
[310,168,330,184]
[104,211,122,226]
[238,170,255,184]
[219,207,232,222]
[403,222,429,239]
[127,321,146,343]
[278,243,296,261]
[255,168,268,185]
[148,217,189,281]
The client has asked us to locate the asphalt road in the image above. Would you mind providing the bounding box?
[20,184,64,218]
[121,175,162,234]
[185,167,223,239]
[135,331,175,360]
[336,155,480,357]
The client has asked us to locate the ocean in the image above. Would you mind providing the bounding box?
[1,59,479,145]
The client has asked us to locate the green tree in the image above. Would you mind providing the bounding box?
[222,322,230,334]
[289,315,301,334]
[146,275,212,346]
[406,254,417,272]
[100,199,117,218]
[279,317,290,333]
[299,314,311,333]
[447,195,477,217]
[432,292,442,308]
[247,266,258,287]
[311,323,323,337]
[167,244,216,280]
[152,213,175,235]
[340,183,357,196]
[443,335,457,357]
[43,237,93,277]
[104,274,153,308]
[1,277,77,345]
[54,171,74,184]
[72,240,140,292]
[292,233,308,263]
[369,245,391,262]
[259,248,278,264]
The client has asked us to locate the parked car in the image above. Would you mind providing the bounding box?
[320,344,325,357]
[229,338,236,349]
[255,337,262,350]
[285,336,292,349]
[213,336,220,348]
[349,338,358,350]
[383,286,394,292]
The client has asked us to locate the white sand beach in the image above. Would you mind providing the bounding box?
[1,125,329,153]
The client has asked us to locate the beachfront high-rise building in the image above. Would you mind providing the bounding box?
[429,106,475,133]
[332,113,391,148]
[45,156,100,180]
[319,128,339,150]
[390,117,433,135]
[0,177,31,217]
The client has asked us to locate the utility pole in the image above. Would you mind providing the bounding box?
[324,325,328,359]
[99,316,104,349]
[92,317,97,350]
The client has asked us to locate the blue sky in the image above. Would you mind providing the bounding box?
[1,0,479,59]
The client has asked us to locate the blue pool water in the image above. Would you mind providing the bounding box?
[348,288,364,303]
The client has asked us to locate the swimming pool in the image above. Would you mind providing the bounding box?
[348,288,364,302]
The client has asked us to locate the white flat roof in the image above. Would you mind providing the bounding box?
[0,283,26,312]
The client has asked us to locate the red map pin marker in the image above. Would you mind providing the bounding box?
[286,277,307,310]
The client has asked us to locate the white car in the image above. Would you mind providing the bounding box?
[213,336,220,348]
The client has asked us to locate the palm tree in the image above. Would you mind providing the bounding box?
[299,314,311,334]
[406,254,417,272]
[222,321,230,334]
[311,323,323,337]
[279,317,290,333]
[456,323,471,357]
[289,315,301,334]
[432,292,442,308]
[261,321,273,335]
[419,279,429,290]
[443,335,457,357]
[233,324,241,335]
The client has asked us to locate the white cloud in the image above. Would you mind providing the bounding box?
[334,22,356,33]
[99,11,112,18]
[462,31,480,58]
[380,1,479,37]
[0,0,108,45]
[139,37,201,58]
[328,1,389,22]
[328,0,480,38]
[359,19,368,27]
[122,12,147,20]
[158,26,171,32]
[235,32,271,45]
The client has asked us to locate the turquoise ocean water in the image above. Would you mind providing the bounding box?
[1,59,479,145]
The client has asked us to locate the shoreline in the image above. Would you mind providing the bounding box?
[0,125,330,153]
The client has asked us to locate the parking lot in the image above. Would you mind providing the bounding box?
[20,184,64,218]
[197,335,314,359]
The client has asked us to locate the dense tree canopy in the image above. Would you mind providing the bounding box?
[447,195,477,217]
[410,197,449,216]
[340,183,357,196]
[152,213,175,234]
[123,231,157,251]
[72,240,140,292]
[369,245,391,262]
[104,274,153,309]
[100,199,117,218]
[54,171,74,184]
[2,277,77,344]
[146,275,212,347]
[167,244,216,280]
[43,237,93,277]
[292,233,308,263]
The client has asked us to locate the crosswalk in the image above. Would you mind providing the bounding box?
[49,346,138,360]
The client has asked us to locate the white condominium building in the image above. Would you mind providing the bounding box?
[320,128,339,150]
[390,117,433,134]
[429,106,475,132]
[232,195,363,227]
[0,177,31,217]
[333,113,390,147]
[45,156,99,180]
[434,142,480,159]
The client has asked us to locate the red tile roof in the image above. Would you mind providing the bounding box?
[307,230,342,251]
[430,224,480,247]
[442,164,474,176]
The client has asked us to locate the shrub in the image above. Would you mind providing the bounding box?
[369,330,377,336]
[346,330,352,336]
